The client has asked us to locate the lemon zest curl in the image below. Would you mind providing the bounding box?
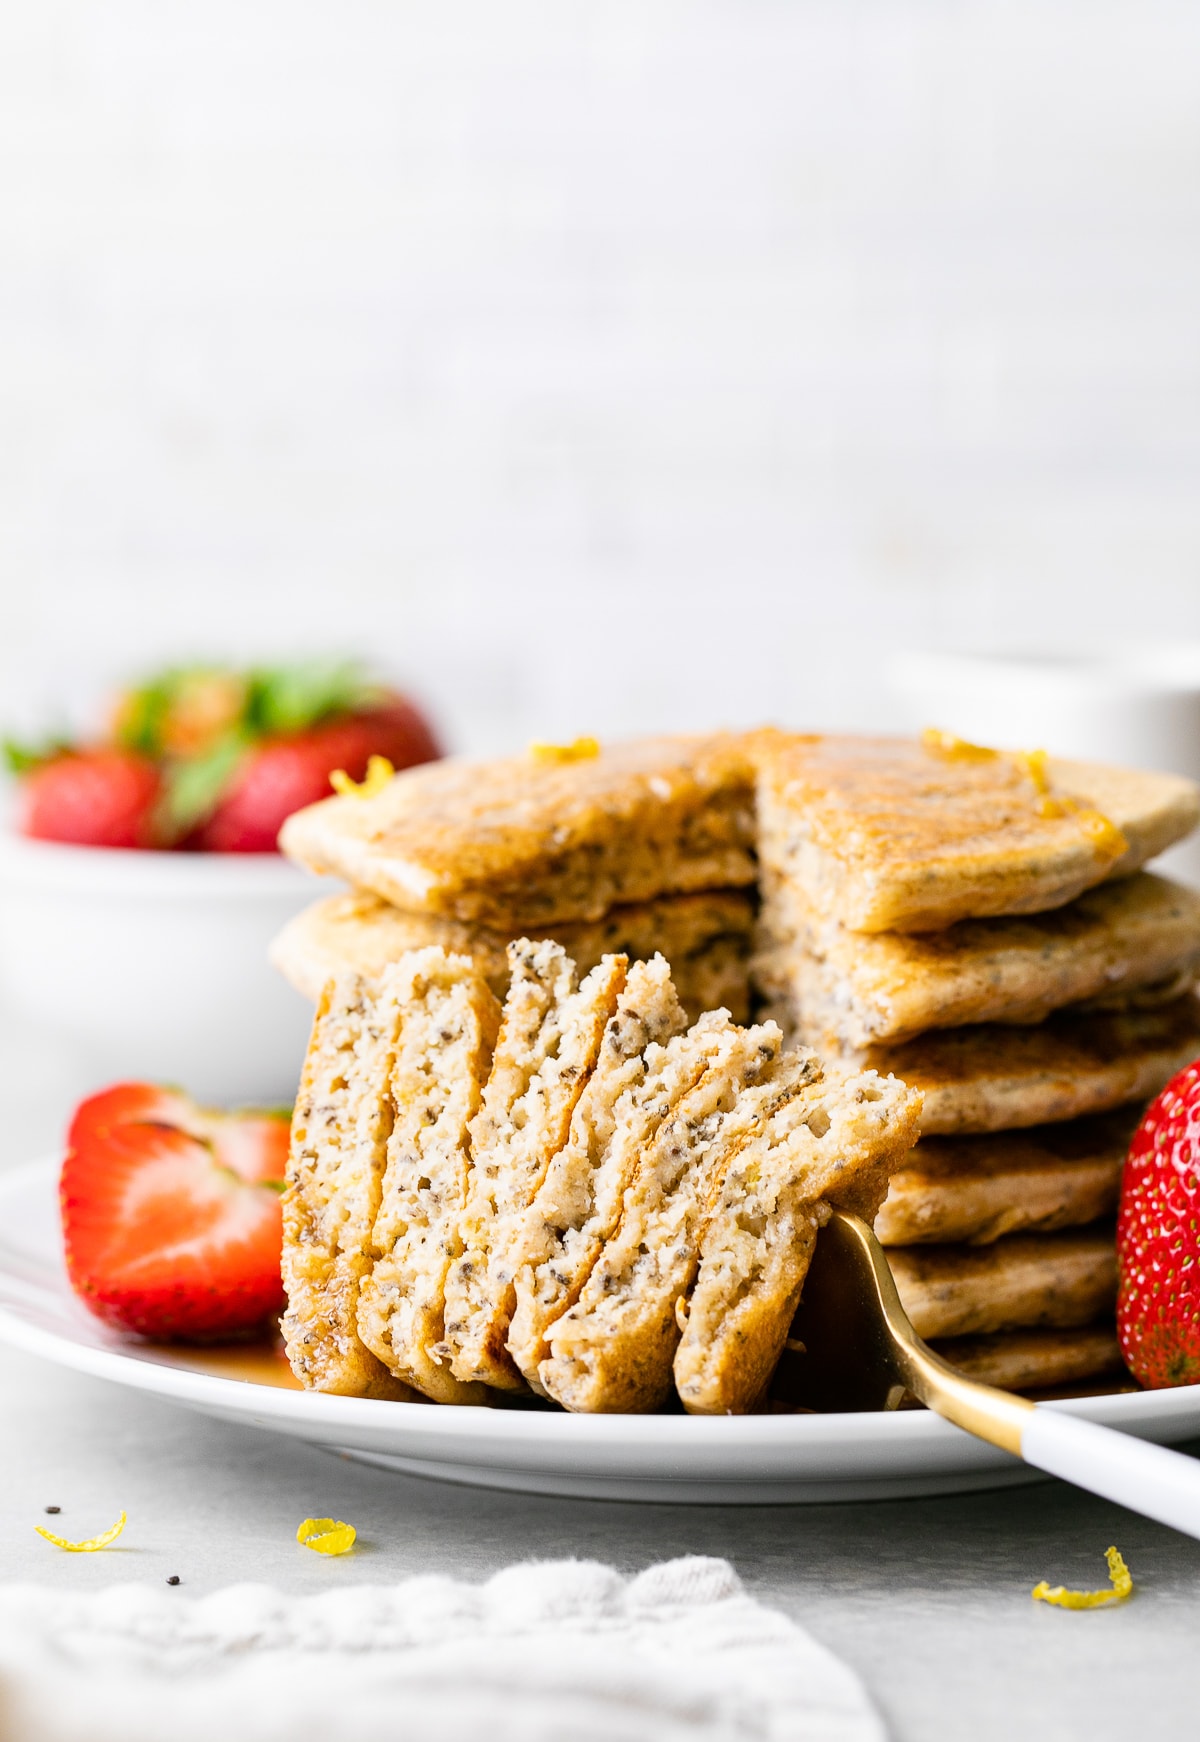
[528,737,600,764]
[1032,1545,1132,1609]
[330,756,394,799]
[297,1517,357,1556]
[921,728,999,764]
[36,1510,127,1553]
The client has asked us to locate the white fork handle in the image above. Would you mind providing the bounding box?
[1023,1406,1200,1539]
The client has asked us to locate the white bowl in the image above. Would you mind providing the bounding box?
[0,834,323,1105]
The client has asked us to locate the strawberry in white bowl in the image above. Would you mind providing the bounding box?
[7,658,440,853]
[0,659,442,1101]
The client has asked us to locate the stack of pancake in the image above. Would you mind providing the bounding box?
[273,735,761,1026]
[753,733,1200,1393]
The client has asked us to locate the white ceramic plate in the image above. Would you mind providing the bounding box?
[6,1156,1200,1505]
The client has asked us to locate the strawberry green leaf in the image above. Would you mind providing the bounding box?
[3,735,73,775]
[159,730,252,836]
[246,659,382,737]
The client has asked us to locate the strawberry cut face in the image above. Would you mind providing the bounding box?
[61,1083,289,1343]
[1117,1058,1200,1389]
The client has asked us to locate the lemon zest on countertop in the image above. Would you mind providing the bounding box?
[297,1517,357,1556]
[36,1510,127,1553]
[1032,1545,1132,1609]
[528,737,601,764]
[330,756,394,798]
[920,728,1000,763]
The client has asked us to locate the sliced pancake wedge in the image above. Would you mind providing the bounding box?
[538,1018,785,1413]
[887,1226,1117,1339]
[755,871,1200,1049]
[279,732,757,929]
[441,941,627,1390]
[355,949,501,1404]
[504,955,692,1390]
[754,731,1200,935]
[928,1324,1124,1393]
[280,973,416,1399]
[271,886,754,1024]
[875,1109,1136,1246]
[846,995,1200,1135]
[675,1063,923,1416]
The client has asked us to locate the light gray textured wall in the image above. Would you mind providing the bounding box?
[2,3,1198,751]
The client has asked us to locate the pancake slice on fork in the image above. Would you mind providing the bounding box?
[675,1062,923,1416]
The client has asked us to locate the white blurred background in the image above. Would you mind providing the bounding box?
[3,1,1200,753]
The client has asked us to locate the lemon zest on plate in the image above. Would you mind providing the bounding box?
[1032,1545,1132,1609]
[528,737,600,764]
[35,1510,127,1553]
[920,728,999,764]
[297,1517,357,1556]
[330,756,394,799]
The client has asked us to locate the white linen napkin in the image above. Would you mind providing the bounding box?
[0,1555,884,1742]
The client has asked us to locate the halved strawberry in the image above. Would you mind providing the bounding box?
[61,1083,290,1342]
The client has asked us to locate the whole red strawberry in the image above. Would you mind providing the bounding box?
[195,699,439,853]
[1117,1058,1200,1388]
[62,1083,290,1341]
[17,748,162,848]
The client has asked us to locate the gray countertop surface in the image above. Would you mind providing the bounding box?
[3,1013,1200,1742]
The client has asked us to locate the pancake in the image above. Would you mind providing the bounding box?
[846,995,1200,1135]
[279,733,757,930]
[675,1063,922,1416]
[280,972,417,1400]
[928,1324,1124,1393]
[755,871,1200,1048]
[874,1109,1136,1246]
[355,949,501,1404]
[887,1226,1117,1339]
[537,1018,784,1413]
[271,886,755,1024]
[754,731,1199,935]
[441,941,626,1391]
[504,955,694,1391]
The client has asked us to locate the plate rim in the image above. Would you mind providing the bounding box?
[5,1153,1200,1462]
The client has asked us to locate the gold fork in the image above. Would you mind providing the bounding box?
[779,1211,1200,1539]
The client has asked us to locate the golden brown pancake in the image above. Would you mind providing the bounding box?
[754,732,1199,935]
[755,871,1200,1048]
[847,995,1200,1135]
[874,1109,1136,1246]
[279,733,757,929]
[928,1324,1124,1393]
[271,886,755,1024]
[887,1226,1117,1339]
